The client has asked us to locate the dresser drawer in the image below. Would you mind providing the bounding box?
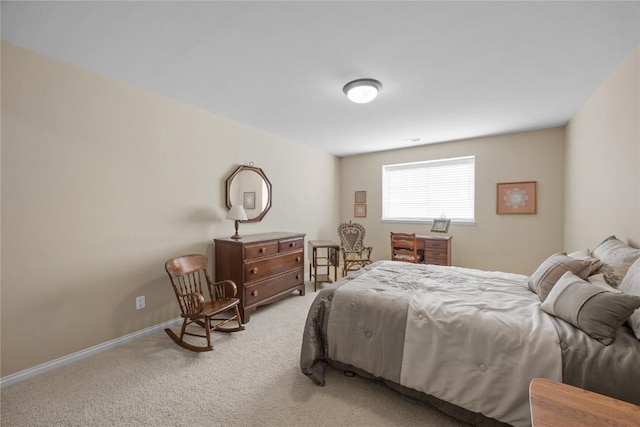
[424,249,448,261]
[279,237,304,253]
[423,249,449,265]
[424,239,449,250]
[245,241,279,260]
[244,268,304,306]
[422,237,451,266]
[244,250,304,283]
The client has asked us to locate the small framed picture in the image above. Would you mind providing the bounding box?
[354,204,367,218]
[497,181,537,214]
[355,191,367,203]
[243,192,256,210]
[431,219,451,233]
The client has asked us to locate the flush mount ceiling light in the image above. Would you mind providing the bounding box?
[343,78,382,104]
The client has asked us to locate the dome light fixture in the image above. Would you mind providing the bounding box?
[343,78,382,104]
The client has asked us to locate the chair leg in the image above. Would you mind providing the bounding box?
[234,305,244,329]
[179,318,188,341]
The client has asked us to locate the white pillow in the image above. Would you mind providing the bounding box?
[593,236,640,287]
[587,274,621,293]
[568,248,593,259]
[568,248,602,272]
[619,257,640,340]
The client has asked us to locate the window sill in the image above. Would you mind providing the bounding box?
[380,219,476,226]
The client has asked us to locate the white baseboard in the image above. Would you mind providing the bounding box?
[0,317,180,388]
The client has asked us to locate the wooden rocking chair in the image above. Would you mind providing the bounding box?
[164,254,244,352]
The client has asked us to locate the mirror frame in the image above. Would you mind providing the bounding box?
[225,165,272,223]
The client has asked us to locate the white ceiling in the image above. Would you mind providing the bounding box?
[2,1,639,157]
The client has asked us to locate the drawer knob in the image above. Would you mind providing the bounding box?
[251,290,258,297]
[296,256,301,262]
[260,247,266,253]
[290,242,296,248]
[251,268,258,274]
[296,274,301,280]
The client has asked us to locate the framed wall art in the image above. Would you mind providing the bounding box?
[355,191,367,203]
[431,218,451,233]
[497,181,537,214]
[354,203,367,218]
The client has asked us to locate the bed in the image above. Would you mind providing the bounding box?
[300,238,640,427]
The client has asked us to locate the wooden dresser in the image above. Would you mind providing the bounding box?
[214,232,305,323]
[416,234,452,266]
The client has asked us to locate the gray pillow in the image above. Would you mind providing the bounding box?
[541,271,640,345]
[528,252,597,301]
[619,257,640,340]
[592,235,640,287]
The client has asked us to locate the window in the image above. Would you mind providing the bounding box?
[382,156,475,223]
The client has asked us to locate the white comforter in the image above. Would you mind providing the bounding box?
[326,261,562,427]
[400,264,562,426]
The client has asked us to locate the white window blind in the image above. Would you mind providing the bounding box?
[382,156,475,223]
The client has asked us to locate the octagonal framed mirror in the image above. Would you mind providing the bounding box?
[225,165,272,222]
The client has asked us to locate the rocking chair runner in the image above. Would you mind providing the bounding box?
[164,254,244,352]
[337,221,373,276]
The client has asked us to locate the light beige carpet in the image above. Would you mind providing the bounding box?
[1,282,467,426]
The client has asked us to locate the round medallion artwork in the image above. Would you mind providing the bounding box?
[504,188,529,208]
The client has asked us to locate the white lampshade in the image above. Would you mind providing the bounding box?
[343,78,382,104]
[226,205,248,221]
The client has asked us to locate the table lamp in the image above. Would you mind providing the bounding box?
[226,205,248,240]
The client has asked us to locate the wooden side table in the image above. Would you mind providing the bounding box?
[308,240,339,291]
[529,378,640,427]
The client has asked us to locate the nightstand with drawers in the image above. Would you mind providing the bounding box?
[417,234,452,266]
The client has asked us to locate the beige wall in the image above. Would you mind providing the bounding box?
[1,42,340,376]
[565,44,640,251]
[339,127,565,275]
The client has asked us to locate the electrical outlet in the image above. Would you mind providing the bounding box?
[136,295,145,310]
